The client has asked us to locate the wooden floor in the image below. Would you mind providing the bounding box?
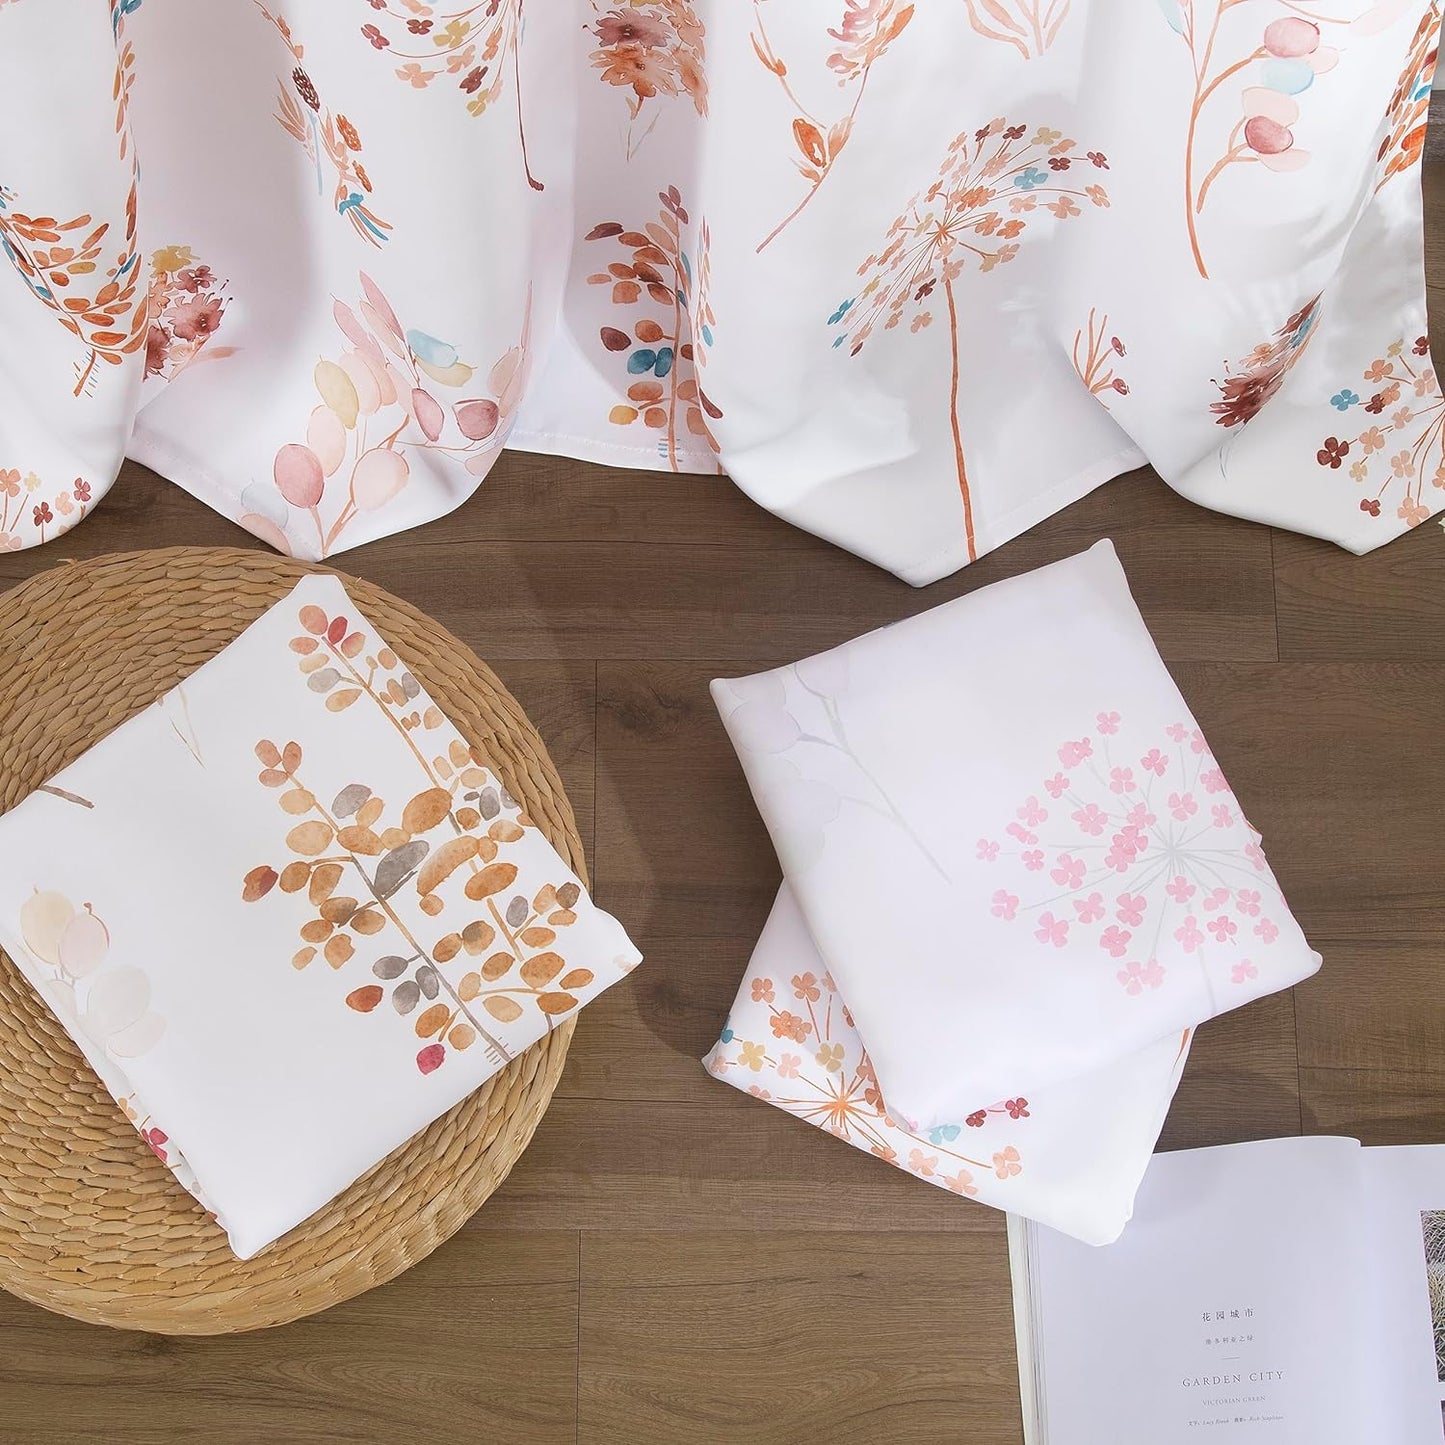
[1,179,1443,1445]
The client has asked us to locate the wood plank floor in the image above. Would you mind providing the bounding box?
[0,171,1442,1445]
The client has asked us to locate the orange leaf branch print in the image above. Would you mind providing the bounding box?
[828,119,1111,561]
[1375,6,1438,193]
[752,0,914,252]
[586,189,722,470]
[963,0,1072,59]
[1072,309,1129,405]
[243,598,588,1073]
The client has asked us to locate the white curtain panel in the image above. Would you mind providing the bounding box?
[0,0,1437,579]
[705,542,1320,1244]
[0,575,640,1257]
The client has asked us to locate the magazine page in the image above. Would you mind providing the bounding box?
[1362,1145,1445,1443]
[1013,1136,1369,1444]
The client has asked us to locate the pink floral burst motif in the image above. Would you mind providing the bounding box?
[590,0,708,159]
[356,0,543,190]
[828,119,1109,562]
[144,248,235,383]
[751,0,914,252]
[1211,296,1320,429]
[706,965,1027,1196]
[963,0,1073,59]
[1316,337,1443,528]
[1161,3,1357,280]
[978,712,1294,1002]
[257,273,529,556]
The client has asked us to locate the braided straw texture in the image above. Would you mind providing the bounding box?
[0,549,579,1334]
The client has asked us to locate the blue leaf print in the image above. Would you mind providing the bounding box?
[406,330,458,368]
[627,348,658,375]
[654,346,675,378]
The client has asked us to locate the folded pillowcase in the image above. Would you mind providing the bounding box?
[706,540,1318,1242]
[0,574,640,1259]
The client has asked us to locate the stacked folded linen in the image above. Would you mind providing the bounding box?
[0,574,640,1258]
[705,541,1318,1244]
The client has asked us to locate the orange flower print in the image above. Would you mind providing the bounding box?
[993,1146,1022,1179]
[751,976,775,1003]
[791,971,821,1002]
[1316,337,1442,527]
[590,0,708,159]
[770,1009,811,1043]
[829,120,1110,562]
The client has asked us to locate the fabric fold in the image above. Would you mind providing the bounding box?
[0,574,640,1257]
[705,540,1319,1243]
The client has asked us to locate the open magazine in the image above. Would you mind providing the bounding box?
[1009,1137,1445,1443]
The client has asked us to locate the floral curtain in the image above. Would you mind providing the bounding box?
[0,0,1437,580]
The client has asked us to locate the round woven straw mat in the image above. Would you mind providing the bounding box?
[0,547,579,1333]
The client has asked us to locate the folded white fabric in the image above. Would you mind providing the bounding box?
[0,574,640,1258]
[705,540,1318,1243]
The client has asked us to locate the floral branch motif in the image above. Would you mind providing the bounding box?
[962,0,1072,59]
[1317,335,1442,527]
[585,187,722,470]
[255,271,528,555]
[1375,7,1437,193]
[144,246,235,383]
[978,713,1289,1009]
[0,3,145,396]
[1210,294,1318,429]
[1072,310,1129,405]
[707,966,1028,1197]
[751,0,913,252]
[827,119,1110,561]
[1162,3,1369,281]
[0,468,94,549]
[259,5,392,245]
[243,597,594,1076]
[590,0,707,159]
[358,0,543,191]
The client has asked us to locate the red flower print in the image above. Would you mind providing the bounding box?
[176,265,214,293]
[594,10,671,47]
[142,1127,169,1161]
[1414,336,1430,356]
[171,295,224,342]
[1316,436,1350,468]
[407,17,433,33]
[966,1109,987,1128]
[1363,393,1386,414]
[32,502,52,526]
[1003,124,1026,139]
[291,66,320,111]
[144,323,171,378]
[361,23,388,48]
[73,478,91,503]
[1005,1097,1030,1119]
[1087,151,1108,168]
[1048,155,1072,170]
[461,66,487,93]
[1360,498,1382,516]
[659,184,689,224]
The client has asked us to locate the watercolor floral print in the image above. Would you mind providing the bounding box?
[257,271,528,555]
[750,0,914,251]
[963,0,1072,59]
[1317,336,1441,526]
[977,712,1292,1009]
[828,118,1110,560]
[590,0,708,158]
[1376,6,1438,191]
[18,891,165,1059]
[1073,310,1129,406]
[242,593,606,1076]
[586,187,722,468]
[259,5,392,245]
[1162,2,1413,279]
[706,963,1026,1199]
[359,0,543,190]
[0,469,94,548]
[143,246,234,382]
[1211,295,1319,428]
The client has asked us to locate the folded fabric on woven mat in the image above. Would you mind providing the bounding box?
[705,541,1319,1244]
[0,574,640,1259]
